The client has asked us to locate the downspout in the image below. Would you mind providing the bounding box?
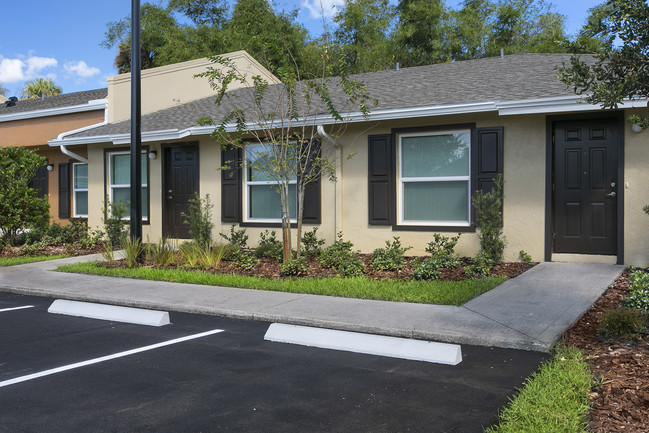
[60,144,88,164]
[317,125,342,236]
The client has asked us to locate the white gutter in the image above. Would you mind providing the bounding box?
[0,98,107,123]
[49,120,109,163]
[47,95,649,147]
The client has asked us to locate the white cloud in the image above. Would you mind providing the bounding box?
[64,60,100,78]
[301,0,344,19]
[0,58,25,82]
[0,55,58,83]
[25,56,58,77]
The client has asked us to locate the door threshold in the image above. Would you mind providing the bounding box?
[551,253,617,265]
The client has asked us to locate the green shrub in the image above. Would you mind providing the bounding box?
[425,233,461,268]
[148,238,176,268]
[318,232,364,277]
[412,257,441,281]
[254,230,283,261]
[599,307,648,340]
[196,243,226,269]
[371,237,411,271]
[219,223,248,249]
[280,255,309,277]
[181,193,214,247]
[472,174,506,263]
[179,242,201,268]
[234,250,260,271]
[301,227,325,256]
[0,147,50,246]
[122,236,143,268]
[102,198,127,248]
[625,268,649,311]
[464,253,492,278]
[519,250,532,263]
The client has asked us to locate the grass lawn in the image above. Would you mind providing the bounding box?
[0,255,68,266]
[56,262,506,305]
[486,345,591,433]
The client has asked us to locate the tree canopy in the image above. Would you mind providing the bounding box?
[558,0,649,128]
[104,0,608,77]
[21,78,62,100]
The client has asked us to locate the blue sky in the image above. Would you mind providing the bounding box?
[1,0,603,97]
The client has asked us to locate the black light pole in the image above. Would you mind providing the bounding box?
[129,0,142,241]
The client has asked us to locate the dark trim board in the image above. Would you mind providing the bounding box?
[102,145,151,225]
[545,112,624,264]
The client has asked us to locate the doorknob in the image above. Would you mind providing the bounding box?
[606,191,616,198]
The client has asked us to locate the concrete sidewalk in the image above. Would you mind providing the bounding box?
[0,255,623,351]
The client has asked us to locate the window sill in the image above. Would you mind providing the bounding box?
[392,224,476,233]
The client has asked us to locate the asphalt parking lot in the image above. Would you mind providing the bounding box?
[0,292,547,432]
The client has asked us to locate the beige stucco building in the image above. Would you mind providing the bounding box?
[49,53,649,266]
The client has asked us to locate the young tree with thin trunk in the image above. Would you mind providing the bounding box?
[196,40,375,262]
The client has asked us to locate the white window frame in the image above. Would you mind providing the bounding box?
[397,129,471,227]
[243,144,297,224]
[72,162,88,218]
[107,150,149,221]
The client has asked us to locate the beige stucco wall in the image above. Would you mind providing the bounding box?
[331,113,547,260]
[84,108,649,265]
[623,108,649,267]
[107,52,280,123]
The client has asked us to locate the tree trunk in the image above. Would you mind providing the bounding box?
[279,180,292,262]
[295,182,306,258]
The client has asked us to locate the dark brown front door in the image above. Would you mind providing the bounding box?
[162,144,199,239]
[553,118,618,255]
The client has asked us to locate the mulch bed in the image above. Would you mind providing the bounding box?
[562,269,649,432]
[0,244,103,258]
[102,253,536,281]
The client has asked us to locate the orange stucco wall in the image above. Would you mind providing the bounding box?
[1,110,101,225]
[0,110,104,148]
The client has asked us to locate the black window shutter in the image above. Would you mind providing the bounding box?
[368,134,393,225]
[221,147,241,222]
[476,127,504,193]
[302,140,321,224]
[58,163,70,219]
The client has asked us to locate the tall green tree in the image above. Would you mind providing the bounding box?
[393,0,451,67]
[0,147,50,245]
[448,0,496,61]
[486,0,570,56]
[333,0,395,74]
[0,83,7,97]
[558,0,649,128]
[21,78,62,100]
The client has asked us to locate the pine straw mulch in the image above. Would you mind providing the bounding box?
[562,269,649,432]
[102,253,536,282]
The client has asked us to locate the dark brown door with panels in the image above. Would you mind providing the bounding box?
[162,144,198,239]
[553,118,618,255]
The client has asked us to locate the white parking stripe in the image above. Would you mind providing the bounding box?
[0,328,224,389]
[0,306,34,313]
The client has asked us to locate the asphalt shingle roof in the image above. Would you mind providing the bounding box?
[67,54,588,139]
[0,88,107,115]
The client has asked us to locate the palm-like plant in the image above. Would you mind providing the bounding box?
[21,78,62,100]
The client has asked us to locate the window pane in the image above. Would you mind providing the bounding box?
[247,144,296,182]
[112,187,149,219]
[403,181,469,222]
[74,164,88,189]
[110,154,148,185]
[249,184,296,219]
[111,154,130,185]
[113,188,130,213]
[402,132,470,178]
[75,191,88,216]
